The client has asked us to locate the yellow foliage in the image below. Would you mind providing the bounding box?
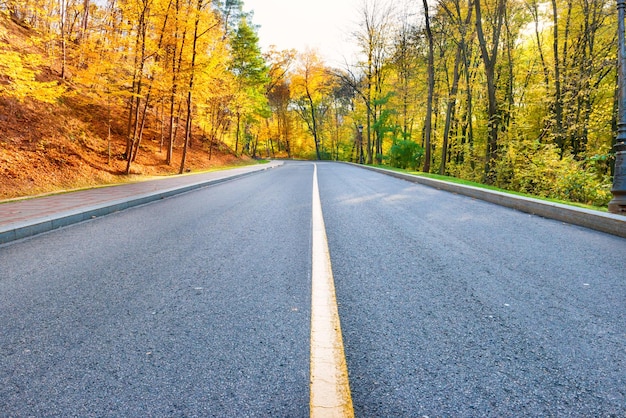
[0,50,65,103]
[497,140,612,206]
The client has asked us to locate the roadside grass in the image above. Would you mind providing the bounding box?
[369,164,609,213]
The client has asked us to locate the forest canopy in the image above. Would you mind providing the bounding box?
[0,0,620,206]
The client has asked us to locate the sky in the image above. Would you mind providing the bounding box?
[242,0,363,66]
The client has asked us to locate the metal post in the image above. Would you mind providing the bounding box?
[358,125,364,164]
[609,0,626,214]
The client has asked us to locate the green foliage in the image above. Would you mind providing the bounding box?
[372,104,396,139]
[318,150,333,160]
[388,139,424,171]
[229,17,268,88]
[496,140,612,207]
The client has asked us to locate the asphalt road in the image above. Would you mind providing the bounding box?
[318,162,625,416]
[0,162,313,417]
[1,161,625,416]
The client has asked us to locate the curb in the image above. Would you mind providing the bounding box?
[355,164,626,239]
[0,163,282,245]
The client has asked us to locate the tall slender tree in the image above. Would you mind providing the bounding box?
[422,0,435,173]
[228,15,269,155]
[474,0,506,182]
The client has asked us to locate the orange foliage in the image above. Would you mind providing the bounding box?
[0,14,243,200]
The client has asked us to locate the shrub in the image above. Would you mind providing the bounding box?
[498,140,612,207]
[388,140,424,171]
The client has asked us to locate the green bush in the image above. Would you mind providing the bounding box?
[497,141,612,207]
[388,140,424,171]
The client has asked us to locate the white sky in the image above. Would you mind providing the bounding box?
[242,0,364,66]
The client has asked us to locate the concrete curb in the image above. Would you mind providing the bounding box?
[0,162,282,245]
[355,164,626,239]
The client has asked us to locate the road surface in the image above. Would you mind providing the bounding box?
[1,161,624,416]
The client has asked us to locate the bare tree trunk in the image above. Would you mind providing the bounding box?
[126,0,149,174]
[235,111,241,155]
[440,0,475,175]
[160,99,165,152]
[475,0,506,183]
[422,0,434,173]
[284,114,291,158]
[366,48,373,164]
[527,0,550,88]
[180,0,206,174]
[167,0,186,165]
[79,0,90,42]
[107,89,112,165]
[356,1,392,164]
[551,0,564,154]
[60,0,67,80]
[441,44,462,175]
[306,85,322,160]
[130,1,171,164]
[179,93,192,174]
[167,93,176,165]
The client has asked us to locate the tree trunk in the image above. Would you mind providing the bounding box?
[79,0,89,42]
[422,0,434,173]
[107,90,112,165]
[475,0,506,183]
[235,112,241,155]
[180,0,204,174]
[60,0,67,80]
[125,1,149,175]
[551,0,564,154]
[441,43,463,175]
[167,0,186,165]
[306,86,322,160]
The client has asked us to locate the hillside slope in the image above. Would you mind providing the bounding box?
[0,15,243,201]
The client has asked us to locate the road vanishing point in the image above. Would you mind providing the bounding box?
[0,161,624,416]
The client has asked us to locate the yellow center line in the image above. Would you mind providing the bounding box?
[310,163,354,418]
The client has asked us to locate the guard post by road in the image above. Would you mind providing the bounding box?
[609,0,626,214]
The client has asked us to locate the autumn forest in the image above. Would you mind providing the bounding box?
[0,0,620,206]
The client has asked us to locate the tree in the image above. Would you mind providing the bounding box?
[124,0,152,174]
[212,0,244,38]
[178,0,197,173]
[266,47,297,157]
[438,0,474,175]
[474,0,506,182]
[228,15,269,155]
[354,0,395,164]
[422,0,435,173]
[390,3,420,146]
[291,50,334,160]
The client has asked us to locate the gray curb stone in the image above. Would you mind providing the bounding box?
[0,163,282,245]
[355,164,626,239]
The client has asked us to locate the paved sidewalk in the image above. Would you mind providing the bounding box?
[0,161,283,245]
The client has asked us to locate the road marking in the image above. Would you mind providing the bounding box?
[310,164,354,418]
